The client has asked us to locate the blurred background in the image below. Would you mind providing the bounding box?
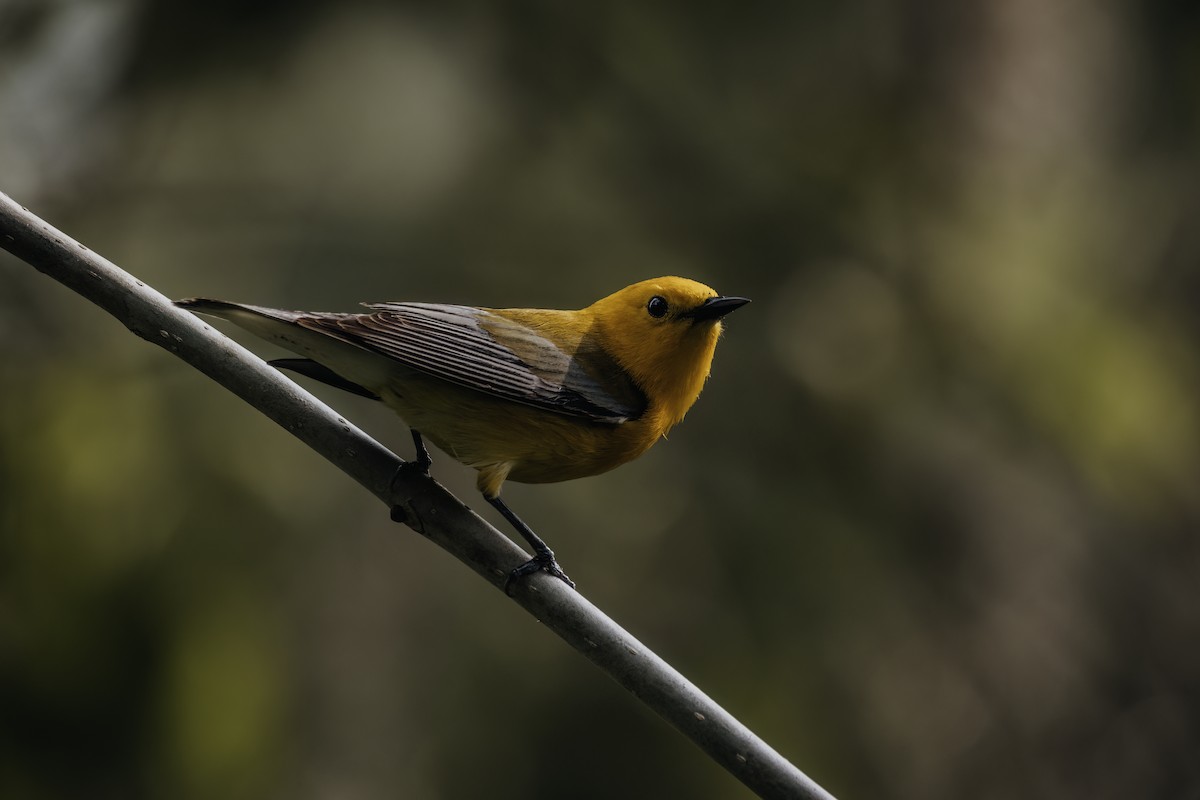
[3,0,1200,798]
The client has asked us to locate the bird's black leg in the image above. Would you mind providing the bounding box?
[390,429,433,523]
[409,429,433,474]
[486,495,576,594]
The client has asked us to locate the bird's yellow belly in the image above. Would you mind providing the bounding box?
[378,380,659,496]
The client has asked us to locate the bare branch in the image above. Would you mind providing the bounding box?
[0,190,837,800]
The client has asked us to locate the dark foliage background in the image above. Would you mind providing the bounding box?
[4,1,1200,798]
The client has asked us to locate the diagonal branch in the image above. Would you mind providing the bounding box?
[0,190,836,800]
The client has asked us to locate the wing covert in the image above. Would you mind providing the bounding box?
[296,303,645,424]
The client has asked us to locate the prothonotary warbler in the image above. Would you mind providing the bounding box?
[177,276,748,591]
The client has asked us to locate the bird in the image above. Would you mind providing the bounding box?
[177,276,748,592]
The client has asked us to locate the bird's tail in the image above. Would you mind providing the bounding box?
[176,297,307,325]
[175,298,393,397]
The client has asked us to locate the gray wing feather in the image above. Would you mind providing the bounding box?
[296,303,644,424]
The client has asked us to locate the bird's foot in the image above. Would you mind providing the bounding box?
[407,429,433,475]
[390,430,433,523]
[505,547,575,595]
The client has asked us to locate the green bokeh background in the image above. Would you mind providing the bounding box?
[4,1,1200,798]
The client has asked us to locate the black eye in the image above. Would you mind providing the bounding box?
[647,296,669,318]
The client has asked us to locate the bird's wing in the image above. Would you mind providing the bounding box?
[296,303,646,424]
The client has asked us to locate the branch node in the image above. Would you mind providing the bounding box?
[389,499,425,534]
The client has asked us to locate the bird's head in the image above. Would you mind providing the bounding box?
[589,276,749,428]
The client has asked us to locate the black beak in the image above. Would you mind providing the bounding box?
[684,295,751,322]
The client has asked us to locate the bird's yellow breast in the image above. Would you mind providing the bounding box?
[379,377,666,497]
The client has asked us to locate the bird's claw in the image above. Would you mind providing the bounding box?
[389,460,431,523]
[408,429,433,476]
[393,456,430,481]
[504,550,575,595]
[389,431,433,524]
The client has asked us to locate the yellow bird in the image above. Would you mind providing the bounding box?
[177,276,748,591]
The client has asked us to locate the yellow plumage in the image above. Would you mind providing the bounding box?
[382,278,730,497]
[177,276,748,590]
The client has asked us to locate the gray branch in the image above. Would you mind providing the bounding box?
[0,190,837,800]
